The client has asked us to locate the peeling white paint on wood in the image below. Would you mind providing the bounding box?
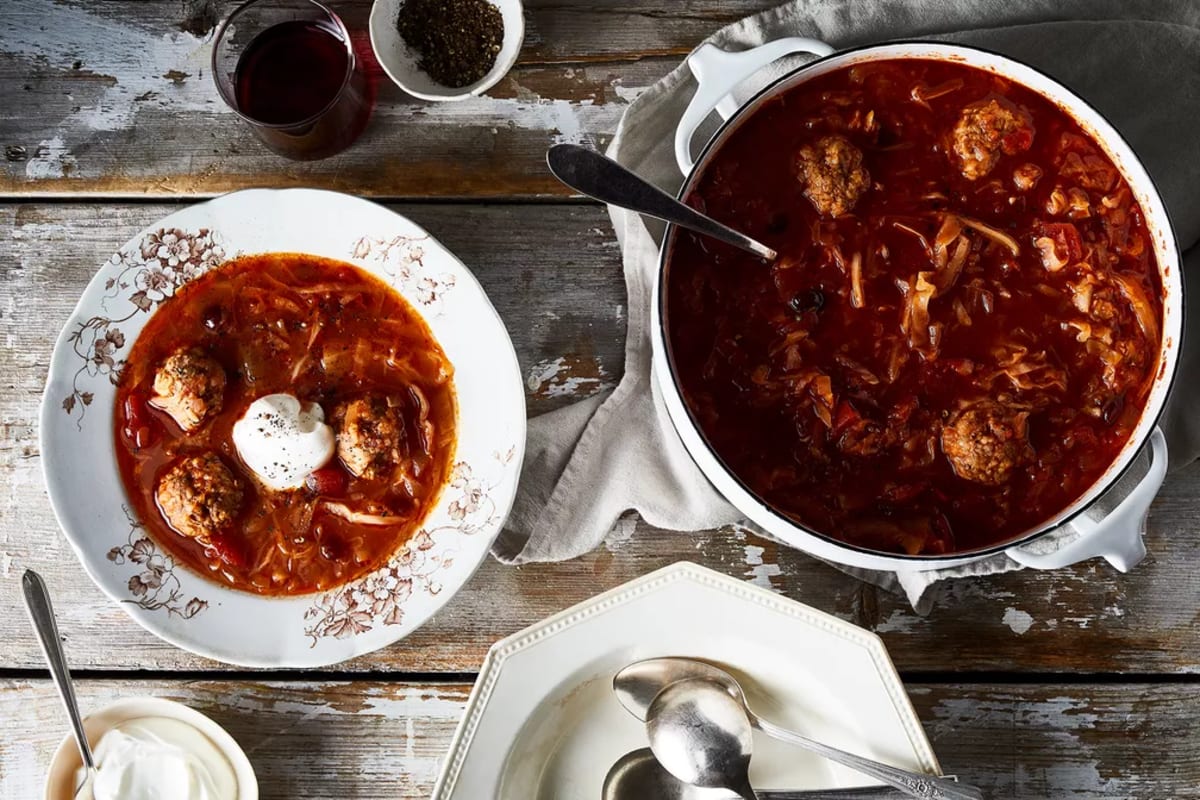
[25,137,77,179]
[4,0,214,134]
[525,355,614,398]
[874,609,923,635]
[404,95,606,145]
[742,544,781,591]
[1003,607,1035,635]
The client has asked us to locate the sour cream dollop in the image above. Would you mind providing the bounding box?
[232,393,335,490]
[77,717,237,800]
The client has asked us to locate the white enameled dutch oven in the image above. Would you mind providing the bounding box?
[650,39,1183,573]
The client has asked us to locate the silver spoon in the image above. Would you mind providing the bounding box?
[23,569,98,800]
[546,143,778,261]
[616,658,984,800]
[604,747,932,800]
[648,677,762,800]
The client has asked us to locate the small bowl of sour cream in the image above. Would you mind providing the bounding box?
[43,696,257,800]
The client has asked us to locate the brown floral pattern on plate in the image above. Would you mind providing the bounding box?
[304,448,515,644]
[351,233,458,312]
[106,507,209,619]
[62,227,225,426]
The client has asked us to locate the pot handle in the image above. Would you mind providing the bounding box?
[1006,427,1167,572]
[675,38,835,176]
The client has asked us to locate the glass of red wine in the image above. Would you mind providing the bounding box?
[212,0,371,160]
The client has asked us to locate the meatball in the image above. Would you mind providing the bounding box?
[334,395,407,480]
[951,99,1033,180]
[155,452,243,541]
[940,403,1032,486]
[150,348,226,432]
[794,135,870,218]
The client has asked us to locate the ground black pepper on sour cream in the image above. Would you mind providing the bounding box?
[231,393,335,490]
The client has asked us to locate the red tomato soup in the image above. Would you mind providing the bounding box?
[664,58,1163,555]
[115,253,456,595]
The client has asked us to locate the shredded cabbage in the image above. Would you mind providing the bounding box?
[956,215,1020,256]
[1111,273,1160,344]
[849,252,865,308]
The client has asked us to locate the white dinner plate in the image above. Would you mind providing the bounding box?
[432,561,941,798]
[40,188,525,667]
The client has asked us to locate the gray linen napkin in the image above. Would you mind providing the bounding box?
[495,0,1200,610]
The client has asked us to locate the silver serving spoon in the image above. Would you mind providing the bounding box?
[616,658,985,800]
[546,143,778,261]
[23,569,98,800]
[647,677,762,800]
[604,747,931,800]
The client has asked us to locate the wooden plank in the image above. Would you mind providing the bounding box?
[2,202,1200,675]
[8,2,1200,204]
[0,0,787,199]
[3,679,1197,798]
[905,683,1200,799]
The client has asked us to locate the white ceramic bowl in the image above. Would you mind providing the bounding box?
[41,188,526,667]
[369,0,525,101]
[43,696,258,800]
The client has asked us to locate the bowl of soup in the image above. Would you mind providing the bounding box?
[41,188,525,666]
[652,41,1182,572]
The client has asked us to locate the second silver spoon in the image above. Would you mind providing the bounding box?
[647,678,762,800]
[546,143,778,261]
[604,747,948,800]
[616,658,984,800]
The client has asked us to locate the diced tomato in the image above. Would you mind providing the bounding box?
[133,426,155,449]
[1039,221,1084,263]
[1001,125,1033,155]
[319,533,349,562]
[122,393,159,449]
[205,530,246,569]
[832,400,861,435]
[305,466,347,496]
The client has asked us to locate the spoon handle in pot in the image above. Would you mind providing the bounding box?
[753,715,984,800]
[22,569,96,772]
[546,143,778,261]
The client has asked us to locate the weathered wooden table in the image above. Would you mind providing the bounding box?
[2,1,1198,797]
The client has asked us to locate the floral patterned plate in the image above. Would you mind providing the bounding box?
[40,188,526,667]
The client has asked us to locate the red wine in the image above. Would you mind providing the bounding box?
[235,20,350,125]
[229,18,372,160]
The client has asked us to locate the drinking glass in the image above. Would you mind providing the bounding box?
[212,0,371,160]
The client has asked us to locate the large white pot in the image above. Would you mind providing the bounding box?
[650,40,1183,573]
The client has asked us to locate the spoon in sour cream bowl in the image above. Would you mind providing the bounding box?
[22,569,97,800]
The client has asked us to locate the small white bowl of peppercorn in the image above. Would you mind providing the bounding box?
[369,0,524,101]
